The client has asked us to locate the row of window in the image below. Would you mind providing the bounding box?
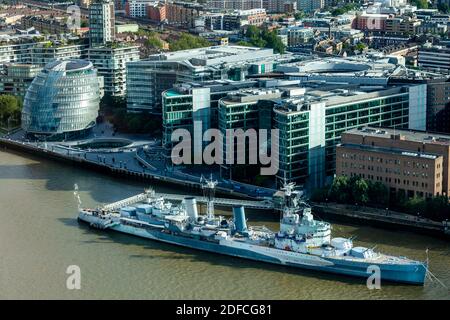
[341,153,434,169]
[345,173,433,189]
[342,162,433,178]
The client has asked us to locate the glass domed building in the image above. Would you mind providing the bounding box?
[21,59,101,140]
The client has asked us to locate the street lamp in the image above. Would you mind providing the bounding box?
[7,116,12,132]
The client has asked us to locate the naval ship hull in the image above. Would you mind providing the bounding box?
[78,212,427,285]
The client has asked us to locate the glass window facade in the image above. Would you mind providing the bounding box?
[275,88,413,187]
[21,60,101,140]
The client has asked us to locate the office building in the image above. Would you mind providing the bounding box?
[21,59,101,140]
[88,44,140,96]
[297,0,324,12]
[30,43,88,66]
[203,9,267,31]
[389,75,450,134]
[277,57,402,87]
[263,0,296,13]
[418,45,450,74]
[385,17,421,35]
[162,80,258,159]
[356,13,389,31]
[21,16,88,36]
[218,88,279,179]
[336,127,450,198]
[89,0,116,47]
[147,3,167,22]
[162,2,203,27]
[0,40,40,65]
[126,45,290,113]
[272,84,426,188]
[0,63,42,98]
[207,0,264,10]
[125,0,157,18]
[161,67,427,187]
[278,27,315,48]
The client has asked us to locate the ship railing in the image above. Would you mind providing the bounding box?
[102,193,149,211]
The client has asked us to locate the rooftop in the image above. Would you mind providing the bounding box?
[276,56,400,78]
[274,85,409,114]
[145,45,281,67]
[164,79,258,96]
[339,142,441,160]
[45,59,92,72]
[221,88,282,104]
[345,126,450,146]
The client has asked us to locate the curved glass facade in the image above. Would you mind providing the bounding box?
[21,59,100,140]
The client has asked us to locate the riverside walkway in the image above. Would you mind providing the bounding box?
[0,129,277,200]
[313,203,450,237]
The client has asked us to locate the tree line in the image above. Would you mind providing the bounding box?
[311,175,450,222]
[99,95,161,135]
[0,94,22,128]
[238,25,286,54]
[169,33,211,52]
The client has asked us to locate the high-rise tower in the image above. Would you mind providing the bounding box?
[89,0,116,47]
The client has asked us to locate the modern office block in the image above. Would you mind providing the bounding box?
[21,59,101,140]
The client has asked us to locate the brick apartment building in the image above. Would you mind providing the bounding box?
[336,127,450,198]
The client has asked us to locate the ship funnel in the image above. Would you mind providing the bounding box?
[233,206,247,233]
[184,197,198,220]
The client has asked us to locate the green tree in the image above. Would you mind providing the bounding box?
[243,27,286,54]
[425,195,449,221]
[326,176,450,222]
[352,178,369,204]
[245,25,261,39]
[329,175,351,203]
[263,29,286,54]
[403,196,426,215]
[100,94,126,113]
[236,40,253,47]
[355,43,367,52]
[0,94,22,125]
[367,181,389,206]
[392,189,407,209]
[438,3,450,13]
[332,8,345,15]
[145,36,163,49]
[169,33,211,51]
[411,0,428,9]
[331,4,357,15]
[294,10,306,20]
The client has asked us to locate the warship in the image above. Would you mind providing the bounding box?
[76,179,427,285]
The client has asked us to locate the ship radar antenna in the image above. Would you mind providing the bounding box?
[201,174,218,220]
[145,187,155,198]
[281,178,297,211]
[73,183,82,210]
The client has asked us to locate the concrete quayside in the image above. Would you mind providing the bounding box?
[1,135,450,239]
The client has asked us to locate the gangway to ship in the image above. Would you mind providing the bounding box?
[102,192,151,211]
[155,193,274,210]
[101,191,274,211]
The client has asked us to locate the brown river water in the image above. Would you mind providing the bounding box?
[0,150,449,299]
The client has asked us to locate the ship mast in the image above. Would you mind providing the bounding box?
[201,174,218,220]
[73,183,82,210]
[281,180,297,215]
